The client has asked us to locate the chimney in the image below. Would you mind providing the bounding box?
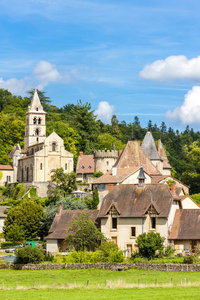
[119,149,123,156]
[79,151,83,158]
[158,139,161,155]
[57,204,63,215]
[171,183,176,194]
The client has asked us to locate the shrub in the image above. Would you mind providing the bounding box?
[97,241,124,263]
[44,252,54,262]
[164,246,174,257]
[15,246,45,264]
[183,256,194,264]
[53,250,99,263]
[136,232,165,259]
[1,241,15,249]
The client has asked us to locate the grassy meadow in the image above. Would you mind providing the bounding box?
[1,268,200,299]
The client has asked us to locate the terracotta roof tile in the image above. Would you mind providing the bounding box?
[0,165,13,170]
[76,155,94,174]
[113,141,161,175]
[168,209,200,240]
[93,167,140,184]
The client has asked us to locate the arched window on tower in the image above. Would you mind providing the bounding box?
[52,143,56,152]
[33,117,37,124]
[38,118,41,124]
[36,107,38,111]
[35,129,39,135]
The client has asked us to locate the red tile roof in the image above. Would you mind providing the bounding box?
[168,209,200,240]
[76,155,94,174]
[0,165,13,170]
[113,141,161,176]
[93,167,141,184]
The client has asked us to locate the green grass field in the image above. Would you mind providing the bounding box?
[1,268,200,299]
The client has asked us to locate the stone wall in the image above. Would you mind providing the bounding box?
[1,262,200,271]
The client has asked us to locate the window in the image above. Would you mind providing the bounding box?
[6,175,11,182]
[81,165,85,170]
[112,217,117,229]
[36,107,38,111]
[38,118,41,124]
[36,138,39,142]
[40,163,42,170]
[32,148,34,155]
[52,143,56,151]
[150,217,156,229]
[107,161,109,166]
[65,163,67,170]
[131,227,136,237]
[88,165,91,170]
[98,184,105,191]
[35,129,39,135]
[33,117,37,124]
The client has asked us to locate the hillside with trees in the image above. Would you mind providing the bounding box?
[1,88,200,194]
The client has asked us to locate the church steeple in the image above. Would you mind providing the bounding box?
[24,89,46,150]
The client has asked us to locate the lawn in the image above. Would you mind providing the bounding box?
[0,268,200,299]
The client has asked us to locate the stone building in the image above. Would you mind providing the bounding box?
[9,89,74,197]
[76,147,118,183]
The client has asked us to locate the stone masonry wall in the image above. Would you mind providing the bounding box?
[1,263,200,271]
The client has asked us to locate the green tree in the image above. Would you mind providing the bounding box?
[6,225,25,244]
[97,133,124,151]
[85,188,99,209]
[68,100,100,153]
[92,171,104,178]
[136,232,165,259]
[4,201,44,240]
[50,168,77,201]
[65,213,106,251]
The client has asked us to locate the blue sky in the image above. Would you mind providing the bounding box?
[1,0,200,131]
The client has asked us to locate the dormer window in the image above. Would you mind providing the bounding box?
[88,165,91,170]
[52,143,56,152]
[82,165,85,170]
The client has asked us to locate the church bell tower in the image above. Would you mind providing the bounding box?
[24,89,46,150]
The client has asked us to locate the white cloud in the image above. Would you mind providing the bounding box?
[0,60,76,94]
[166,86,200,124]
[95,101,115,124]
[0,77,31,95]
[139,55,200,82]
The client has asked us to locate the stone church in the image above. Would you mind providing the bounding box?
[9,89,74,197]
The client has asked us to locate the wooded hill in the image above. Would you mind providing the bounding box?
[1,88,200,195]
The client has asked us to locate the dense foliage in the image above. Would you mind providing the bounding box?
[136,232,165,259]
[3,201,45,240]
[15,246,45,264]
[65,213,106,251]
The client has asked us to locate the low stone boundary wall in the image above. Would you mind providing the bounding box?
[0,262,200,271]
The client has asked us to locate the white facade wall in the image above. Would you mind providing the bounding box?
[0,170,14,186]
[181,197,200,209]
[46,239,59,254]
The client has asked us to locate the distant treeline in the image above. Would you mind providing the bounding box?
[0,88,200,194]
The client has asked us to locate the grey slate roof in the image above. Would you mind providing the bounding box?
[141,132,162,160]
